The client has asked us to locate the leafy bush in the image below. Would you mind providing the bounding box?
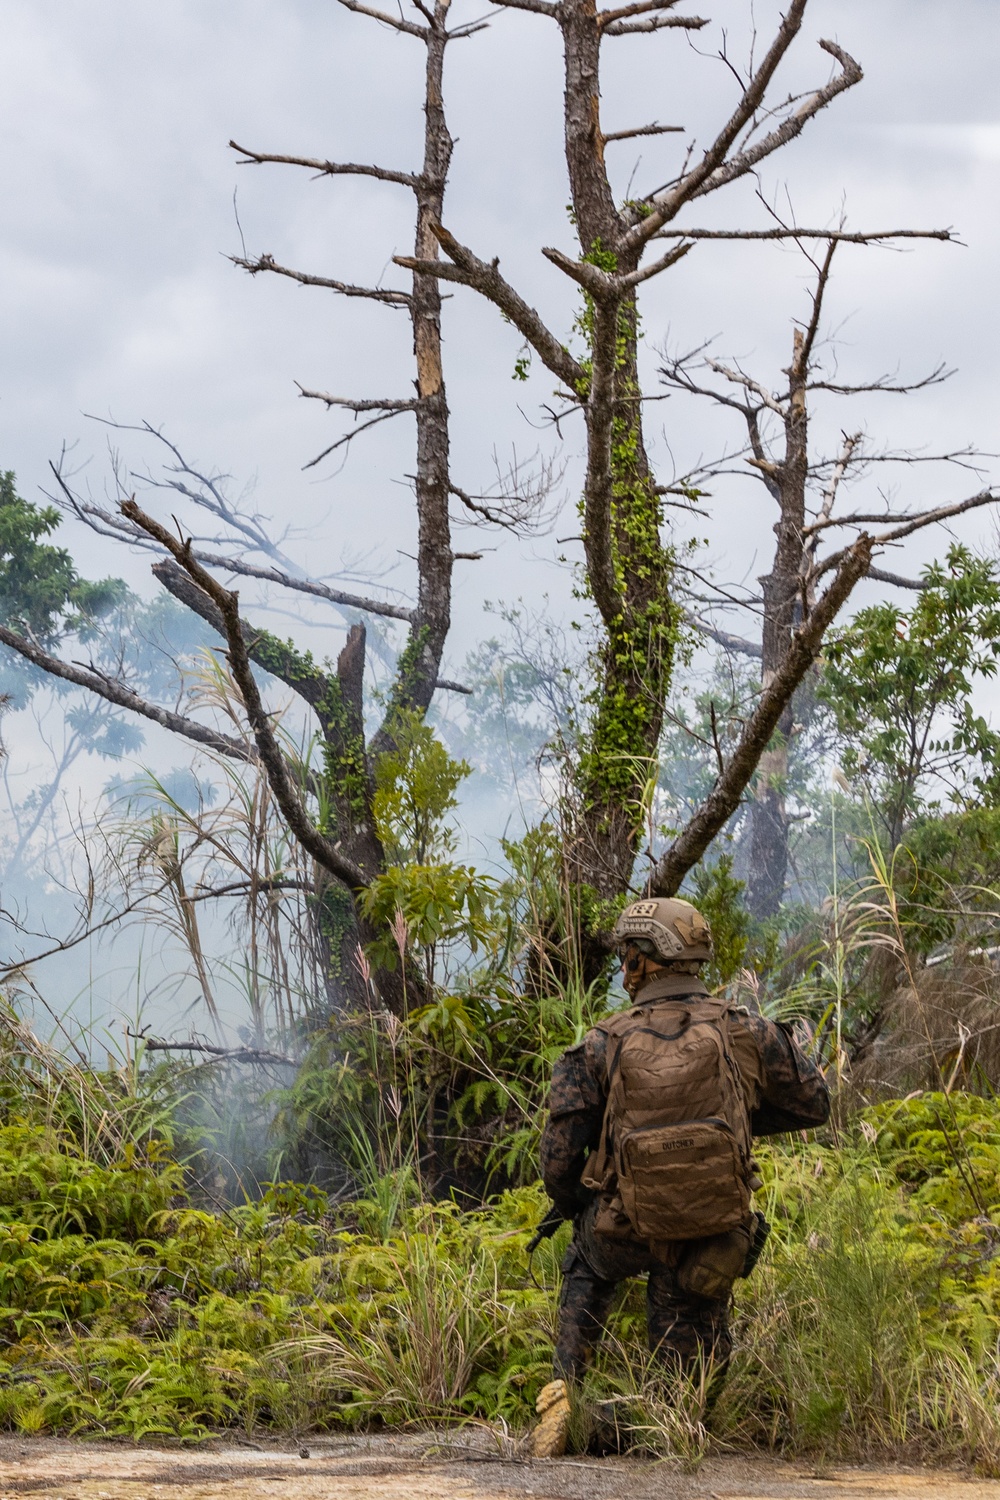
[5,983,1000,1465]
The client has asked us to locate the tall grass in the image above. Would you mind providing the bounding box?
[717,1150,1000,1469]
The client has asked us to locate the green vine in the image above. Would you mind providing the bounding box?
[316,676,369,831]
[248,630,370,833]
[571,243,684,834]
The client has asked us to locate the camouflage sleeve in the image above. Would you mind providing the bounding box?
[539,1030,607,1219]
[742,1014,831,1136]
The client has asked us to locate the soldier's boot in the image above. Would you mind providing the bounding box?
[588,1398,639,1455]
[530,1378,571,1458]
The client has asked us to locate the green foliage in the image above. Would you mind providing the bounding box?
[10,1050,1000,1467]
[718,1095,1000,1467]
[361,861,498,981]
[0,1123,180,1241]
[689,856,753,986]
[820,544,1000,844]
[274,824,617,1199]
[373,710,471,864]
[316,674,370,829]
[566,250,684,841]
[360,713,492,987]
[0,472,125,644]
[896,805,1000,952]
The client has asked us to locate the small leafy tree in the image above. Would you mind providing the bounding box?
[0,473,124,647]
[364,714,495,991]
[820,545,1000,850]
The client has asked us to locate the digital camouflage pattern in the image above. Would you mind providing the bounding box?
[555,1202,732,1384]
[541,976,830,1380]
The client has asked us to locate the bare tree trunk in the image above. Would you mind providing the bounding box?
[746,327,809,919]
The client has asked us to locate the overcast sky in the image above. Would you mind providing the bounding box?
[2,0,998,644]
[1,0,999,1023]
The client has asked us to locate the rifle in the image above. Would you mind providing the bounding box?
[526,1203,565,1259]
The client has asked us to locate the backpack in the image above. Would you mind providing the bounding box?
[584,993,753,1244]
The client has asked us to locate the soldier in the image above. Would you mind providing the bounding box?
[530,896,830,1458]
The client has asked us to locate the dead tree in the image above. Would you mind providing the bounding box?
[0,0,496,1015]
[659,235,997,918]
[396,0,961,973]
[0,0,979,1003]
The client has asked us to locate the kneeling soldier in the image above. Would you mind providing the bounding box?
[531,897,830,1457]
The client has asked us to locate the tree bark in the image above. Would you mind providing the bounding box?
[746,328,809,918]
[559,1,676,924]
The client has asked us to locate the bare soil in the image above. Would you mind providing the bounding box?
[0,1435,998,1500]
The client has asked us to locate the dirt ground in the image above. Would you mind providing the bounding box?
[0,1435,998,1500]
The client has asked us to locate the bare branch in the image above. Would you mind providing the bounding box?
[651,534,874,895]
[604,121,685,143]
[541,245,620,297]
[0,625,253,763]
[810,490,1000,586]
[797,237,838,371]
[706,358,785,414]
[229,140,419,190]
[450,449,561,536]
[650,225,956,245]
[622,240,693,287]
[151,560,334,718]
[448,14,493,37]
[295,387,420,469]
[302,405,417,470]
[435,678,473,694]
[129,1031,295,1067]
[808,363,953,396]
[683,41,864,210]
[296,387,419,414]
[62,426,296,564]
[867,566,928,591]
[686,614,763,658]
[450,487,527,532]
[62,496,417,622]
[489,0,560,16]
[231,252,411,308]
[597,0,682,25]
[121,499,369,890]
[801,431,861,601]
[812,431,860,534]
[625,8,862,251]
[336,0,428,36]
[603,11,708,34]
[186,877,314,902]
[625,0,811,245]
[0,864,226,981]
[805,490,999,539]
[395,225,586,392]
[872,490,999,546]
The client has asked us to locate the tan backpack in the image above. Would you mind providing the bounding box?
[584,993,753,1245]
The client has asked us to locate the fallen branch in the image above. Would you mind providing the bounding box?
[127,1030,295,1067]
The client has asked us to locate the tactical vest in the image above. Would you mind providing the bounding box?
[583,987,753,1245]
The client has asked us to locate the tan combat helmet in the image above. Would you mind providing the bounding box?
[612,897,713,963]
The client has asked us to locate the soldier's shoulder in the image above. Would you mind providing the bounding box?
[727,1005,787,1058]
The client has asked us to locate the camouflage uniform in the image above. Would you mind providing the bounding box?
[540,973,830,1384]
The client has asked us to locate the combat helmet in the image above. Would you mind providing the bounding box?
[612,897,713,963]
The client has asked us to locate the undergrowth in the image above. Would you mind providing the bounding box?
[3,1075,1000,1468]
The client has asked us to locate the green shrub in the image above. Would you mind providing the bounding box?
[4,1076,1000,1465]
